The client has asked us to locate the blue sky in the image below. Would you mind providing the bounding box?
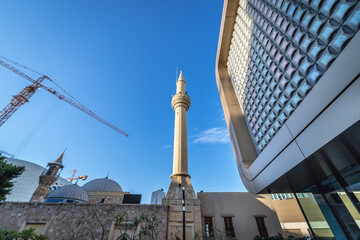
[0,0,246,203]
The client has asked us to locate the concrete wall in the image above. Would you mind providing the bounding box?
[198,192,309,240]
[0,202,168,240]
[198,192,282,240]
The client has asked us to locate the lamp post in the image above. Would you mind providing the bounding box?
[182,185,186,240]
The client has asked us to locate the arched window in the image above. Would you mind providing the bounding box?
[117,233,130,240]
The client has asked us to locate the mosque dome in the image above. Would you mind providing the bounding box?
[82,177,123,192]
[44,184,89,203]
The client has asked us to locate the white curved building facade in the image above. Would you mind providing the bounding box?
[216,0,360,239]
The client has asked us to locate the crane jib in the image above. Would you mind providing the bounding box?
[0,58,128,137]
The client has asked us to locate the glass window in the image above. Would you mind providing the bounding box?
[204,217,214,237]
[295,193,336,239]
[224,217,235,237]
[255,217,269,237]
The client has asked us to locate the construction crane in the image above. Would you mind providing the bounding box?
[69,169,77,178]
[0,76,45,127]
[68,175,88,183]
[0,58,128,137]
[66,169,88,183]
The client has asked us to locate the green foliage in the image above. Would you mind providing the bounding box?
[138,211,161,238]
[253,233,310,240]
[193,230,203,240]
[0,155,25,201]
[114,210,165,240]
[0,228,47,240]
[169,229,181,240]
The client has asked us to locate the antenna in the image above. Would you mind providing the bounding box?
[176,66,178,81]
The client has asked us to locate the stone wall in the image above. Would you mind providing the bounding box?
[0,202,168,240]
[87,191,128,204]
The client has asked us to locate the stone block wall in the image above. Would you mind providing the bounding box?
[0,202,168,240]
[87,191,128,204]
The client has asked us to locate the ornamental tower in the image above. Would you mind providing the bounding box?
[163,71,201,240]
[171,71,192,181]
[30,150,65,202]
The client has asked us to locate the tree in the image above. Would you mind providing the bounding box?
[114,209,166,240]
[63,214,89,240]
[83,205,106,240]
[137,211,166,240]
[114,211,140,240]
[0,228,47,240]
[0,155,25,201]
[63,205,106,240]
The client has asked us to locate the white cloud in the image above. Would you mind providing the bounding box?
[162,144,172,149]
[192,127,230,144]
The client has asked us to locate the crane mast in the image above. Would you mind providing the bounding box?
[0,58,128,137]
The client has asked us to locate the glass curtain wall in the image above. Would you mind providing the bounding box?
[296,164,360,240]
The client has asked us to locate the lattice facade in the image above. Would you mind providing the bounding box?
[227,0,360,153]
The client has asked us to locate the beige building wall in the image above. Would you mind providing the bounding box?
[199,192,282,240]
[269,196,309,237]
[198,192,309,239]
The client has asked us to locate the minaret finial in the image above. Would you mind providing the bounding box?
[175,70,186,94]
[178,70,184,81]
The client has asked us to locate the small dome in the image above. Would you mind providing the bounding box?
[45,184,89,203]
[82,178,122,192]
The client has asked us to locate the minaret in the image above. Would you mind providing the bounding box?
[163,71,201,240]
[30,150,65,202]
[171,70,191,179]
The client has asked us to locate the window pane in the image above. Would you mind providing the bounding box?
[296,193,336,239]
[255,217,268,237]
[204,217,214,237]
[224,217,235,237]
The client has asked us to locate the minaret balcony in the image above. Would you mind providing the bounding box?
[171,93,191,110]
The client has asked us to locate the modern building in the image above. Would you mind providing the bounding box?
[151,189,166,204]
[216,0,360,239]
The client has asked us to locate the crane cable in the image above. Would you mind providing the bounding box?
[14,98,60,157]
[0,54,44,76]
[0,54,86,108]
[46,77,86,108]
